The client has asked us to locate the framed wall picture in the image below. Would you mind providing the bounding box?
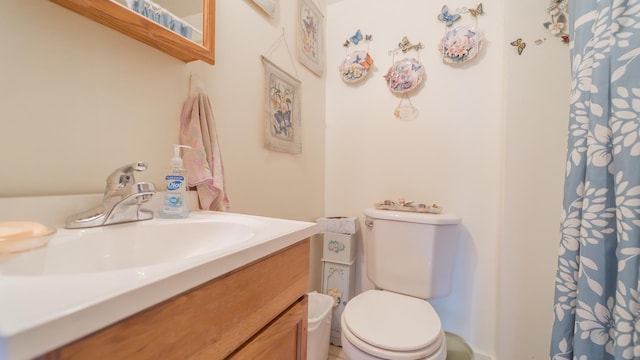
[252,0,277,17]
[262,57,302,154]
[297,0,324,76]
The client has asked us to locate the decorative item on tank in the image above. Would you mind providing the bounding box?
[339,29,374,83]
[374,198,443,214]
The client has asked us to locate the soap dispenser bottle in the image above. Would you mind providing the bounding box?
[159,144,191,219]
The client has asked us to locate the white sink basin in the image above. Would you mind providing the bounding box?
[0,217,254,276]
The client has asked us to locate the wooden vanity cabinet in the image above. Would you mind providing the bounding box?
[45,239,310,360]
[229,297,308,359]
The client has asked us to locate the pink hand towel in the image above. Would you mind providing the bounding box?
[179,93,230,211]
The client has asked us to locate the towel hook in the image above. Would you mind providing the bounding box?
[189,73,205,96]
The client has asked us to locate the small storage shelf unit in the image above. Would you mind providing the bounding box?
[317,217,358,346]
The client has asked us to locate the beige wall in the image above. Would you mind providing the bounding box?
[0,1,326,288]
[1,0,570,358]
[326,0,568,359]
[326,0,504,356]
[499,0,569,357]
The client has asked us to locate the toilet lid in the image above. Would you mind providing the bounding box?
[343,290,442,352]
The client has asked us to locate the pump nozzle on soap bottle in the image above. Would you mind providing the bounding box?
[170,144,190,169]
[159,144,192,219]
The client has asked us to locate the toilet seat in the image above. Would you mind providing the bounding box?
[341,290,445,359]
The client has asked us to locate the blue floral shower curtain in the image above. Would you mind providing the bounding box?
[550,0,640,359]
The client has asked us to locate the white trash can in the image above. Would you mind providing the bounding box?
[307,291,335,360]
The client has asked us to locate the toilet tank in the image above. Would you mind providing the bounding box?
[363,208,461,299]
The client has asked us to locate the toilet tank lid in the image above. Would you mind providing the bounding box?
[364,208,461,225]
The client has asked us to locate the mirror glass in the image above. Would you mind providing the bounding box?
[112,0,204,45]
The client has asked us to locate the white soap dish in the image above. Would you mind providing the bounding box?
[0,221,57,254]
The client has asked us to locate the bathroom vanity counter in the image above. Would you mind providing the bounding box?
[0,210,317,360]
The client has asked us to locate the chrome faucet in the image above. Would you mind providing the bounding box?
[66,162,156,229]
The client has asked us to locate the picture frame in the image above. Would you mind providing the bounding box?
[252,0,277,17]
[297,0,324,76]
[262,56,302,154]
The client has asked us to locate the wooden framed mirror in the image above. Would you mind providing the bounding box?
[49,0,215,64]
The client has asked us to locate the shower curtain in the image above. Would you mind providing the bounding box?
[550,0,640,359]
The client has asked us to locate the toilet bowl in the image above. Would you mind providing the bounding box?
[340,290,446,360]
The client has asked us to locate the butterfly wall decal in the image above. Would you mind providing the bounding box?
[398,36,424,53]
[352,53,373,70]
[340,50,373,83]
[510,38,526,55]
[343,30,372,48]
[359,53,373,70]
[469,3,484,16]
[399,37,412,52]
[438,5,461,26]
[350,30,363,45]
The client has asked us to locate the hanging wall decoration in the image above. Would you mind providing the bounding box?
[298,0,324,76]
[507,0,567,58]
[385,36,425,120]
[385,37,425,94]
[252,0,277,17]
[544,0,569,43]
[385,57,425,93]
[437,3,485,65]
[262,57,302,153]
[440,26,483,64]
[261,29,302,154]
[339,29,374,83]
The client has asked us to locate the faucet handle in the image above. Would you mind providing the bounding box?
[105,162,148,193]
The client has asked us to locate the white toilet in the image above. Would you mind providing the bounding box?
[340,208,461,360]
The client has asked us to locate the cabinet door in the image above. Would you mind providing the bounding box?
[229,296,308,360]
